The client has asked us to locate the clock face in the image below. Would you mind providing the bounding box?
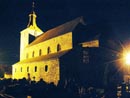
[28,29,35,36]
[28,29,37,37]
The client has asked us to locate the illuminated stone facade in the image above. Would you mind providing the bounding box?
[12,6,121,87]
[12,10,83,85]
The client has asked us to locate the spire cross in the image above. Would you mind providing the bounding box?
[32,2,35,12]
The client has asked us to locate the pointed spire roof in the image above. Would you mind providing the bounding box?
[26,2,43,37]
[27,2,37,27]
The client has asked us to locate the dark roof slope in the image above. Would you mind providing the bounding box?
[28,16,85,47]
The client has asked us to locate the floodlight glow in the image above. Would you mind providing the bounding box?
[124,53,130,65]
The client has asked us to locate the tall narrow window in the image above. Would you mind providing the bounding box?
[47,47,51,54]
[39,49,42,56]
[27,67,29,72]
[21,67,22,72]
[57,44,61,52]
[32,51,34,57]
[35,66,37,72]
[45,65,48,72]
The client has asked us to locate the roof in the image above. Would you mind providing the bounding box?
[15,49,71,64]
[28,16,85,47]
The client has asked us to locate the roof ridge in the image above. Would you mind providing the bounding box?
[27,16,86,47]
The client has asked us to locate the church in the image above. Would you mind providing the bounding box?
[12,5,122,87]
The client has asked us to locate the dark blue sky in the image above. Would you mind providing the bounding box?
[0,0,130,65]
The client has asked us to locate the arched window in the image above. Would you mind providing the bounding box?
[32,51,34,57]
[27,67,29,72]
[39,49,42,56]
[21,67,22,72]
[57,44,61,52]
[35,66,37,72]
[47,47,51,54]
[45,65,48,72]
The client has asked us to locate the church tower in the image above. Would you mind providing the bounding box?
[20,2,43,60]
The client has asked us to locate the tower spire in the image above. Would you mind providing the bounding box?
[32,2,35,14]
[25,1,43,37]
[27,1,37,27]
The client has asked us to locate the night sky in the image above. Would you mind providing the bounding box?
[0,0,130,65]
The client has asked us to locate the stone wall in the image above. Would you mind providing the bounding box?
[21,32,72,60]
[12,58,59,85]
